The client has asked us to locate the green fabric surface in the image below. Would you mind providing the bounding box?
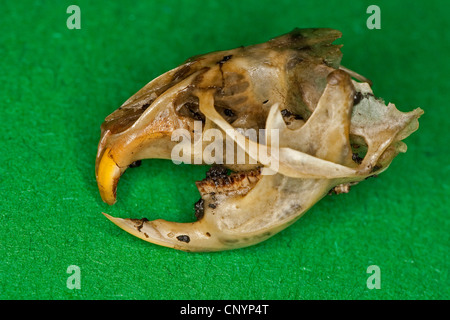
[0,0,448,300]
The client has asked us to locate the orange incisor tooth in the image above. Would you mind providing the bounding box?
[97,148,123,205]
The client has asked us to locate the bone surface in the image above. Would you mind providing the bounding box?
[96,28,423,251]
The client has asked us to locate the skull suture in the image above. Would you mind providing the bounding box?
[96,28,423,252]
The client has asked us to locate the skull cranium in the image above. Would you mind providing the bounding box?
[95,28,423,251]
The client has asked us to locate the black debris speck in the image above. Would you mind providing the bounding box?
[129,160,142,168]
[206,165,228,180]
[194,198,205,220]
[353,91,363,105]
[217,55,233,64]
[224,108,235,117]
[177,235,190,243]
[352,153,364,164]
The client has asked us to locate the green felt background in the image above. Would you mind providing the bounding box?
[0,0,448,300]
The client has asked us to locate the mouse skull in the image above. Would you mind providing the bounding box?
[96,28,423,251]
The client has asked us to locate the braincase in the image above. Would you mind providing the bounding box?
[103,28,344,134]
[174,29,343,129]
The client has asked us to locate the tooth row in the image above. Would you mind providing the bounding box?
[196,168,261,196]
